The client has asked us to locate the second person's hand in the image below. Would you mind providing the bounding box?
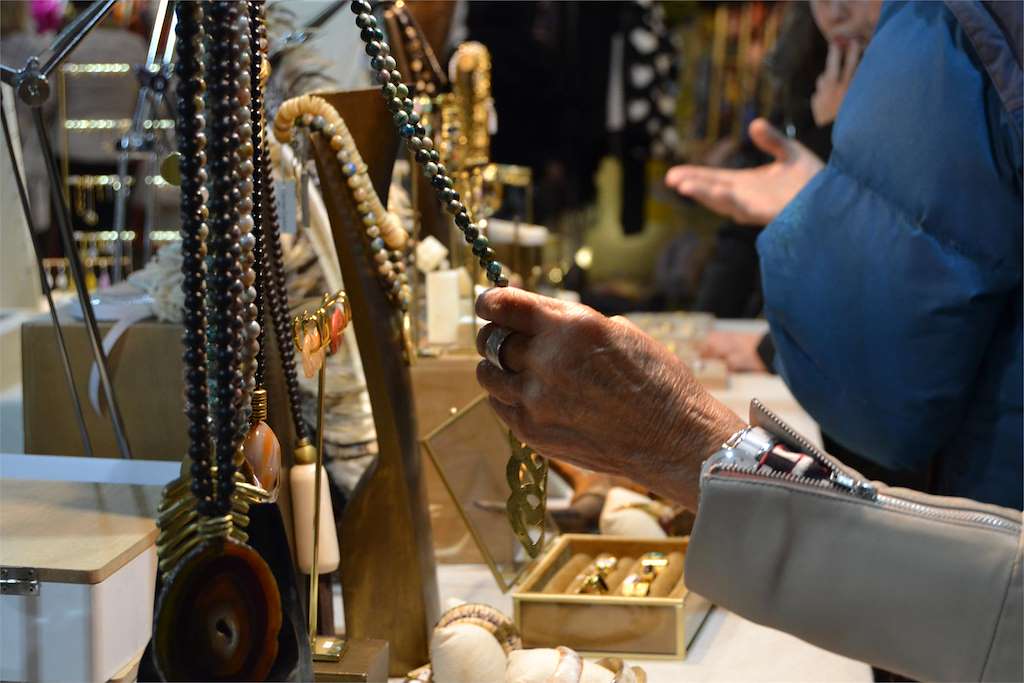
[665,118,824,226]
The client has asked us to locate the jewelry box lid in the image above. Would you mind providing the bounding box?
[0,478,161,584]
[421,393,559,593]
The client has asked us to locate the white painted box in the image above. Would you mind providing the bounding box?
[1,479,161,682]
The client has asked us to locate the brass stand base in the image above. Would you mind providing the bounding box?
[313,635,346,662]
[313,638,390,683]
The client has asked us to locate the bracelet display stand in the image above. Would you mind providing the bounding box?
[1,0,132,459]
[308,88,440,675]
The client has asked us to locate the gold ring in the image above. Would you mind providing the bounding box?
[572,553,618,595]
[578,572,609,595]
[620,552,668,598]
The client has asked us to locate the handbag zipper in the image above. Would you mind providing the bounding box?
[708,399,1021,534]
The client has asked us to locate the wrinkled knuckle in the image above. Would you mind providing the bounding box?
[520,377,546,409]
[564,305,602,334]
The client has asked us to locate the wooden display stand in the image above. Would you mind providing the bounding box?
[309,89,439,675]
[313,638,389,683]
[382,0,458,248]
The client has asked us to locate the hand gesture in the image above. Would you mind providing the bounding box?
[665,118,824,226]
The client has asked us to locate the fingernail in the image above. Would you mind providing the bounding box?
[476,287,495,315]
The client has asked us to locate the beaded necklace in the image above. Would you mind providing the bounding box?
[250,0,319,464]
[274,95,411,312]
[153,3,282,679]
[352,0,508,287]
[348,1,555,558]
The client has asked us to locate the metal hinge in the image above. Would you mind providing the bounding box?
[1,567,40,596]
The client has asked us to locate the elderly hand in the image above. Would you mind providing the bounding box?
[664,118,824,226]
[811,41,861,126]
[475,288,744,510]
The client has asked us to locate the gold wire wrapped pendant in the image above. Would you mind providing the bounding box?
[505,433,549,557]
[153,471,281,681]
[155,469,270,575]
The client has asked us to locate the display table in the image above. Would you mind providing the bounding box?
[2,366,867,682]
[434,563,869,682]
[425,368,866,682]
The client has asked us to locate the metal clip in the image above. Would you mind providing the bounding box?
[1,567,40,596]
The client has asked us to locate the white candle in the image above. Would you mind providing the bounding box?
[427,269,461,346]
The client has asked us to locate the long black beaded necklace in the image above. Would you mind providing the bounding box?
[176,0,212,513]
[353,0,508,286]
[153,3,282,680]
[348,1,556,558]
[249,0,318,465]
[249,0,269,395]
[204,0,249,514]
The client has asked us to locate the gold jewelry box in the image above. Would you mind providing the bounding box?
[421,395,711,659]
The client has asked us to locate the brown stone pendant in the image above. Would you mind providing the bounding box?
[153,539,282,681]
[242,389,282,494]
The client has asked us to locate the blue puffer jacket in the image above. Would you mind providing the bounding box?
[758,0,1023,508]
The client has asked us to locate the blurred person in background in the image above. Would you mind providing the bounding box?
[669,0,1022,509]
[666,1,905,499]
[667,0,880,372]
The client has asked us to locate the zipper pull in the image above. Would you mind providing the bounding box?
[830,472,878,500]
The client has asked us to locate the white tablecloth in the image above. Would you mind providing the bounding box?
[435,563,869,682]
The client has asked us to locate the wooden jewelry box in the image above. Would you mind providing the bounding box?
[0,478,161,682]
[421,396,711,659]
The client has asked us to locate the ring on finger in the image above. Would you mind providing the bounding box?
[485,325,515,373]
